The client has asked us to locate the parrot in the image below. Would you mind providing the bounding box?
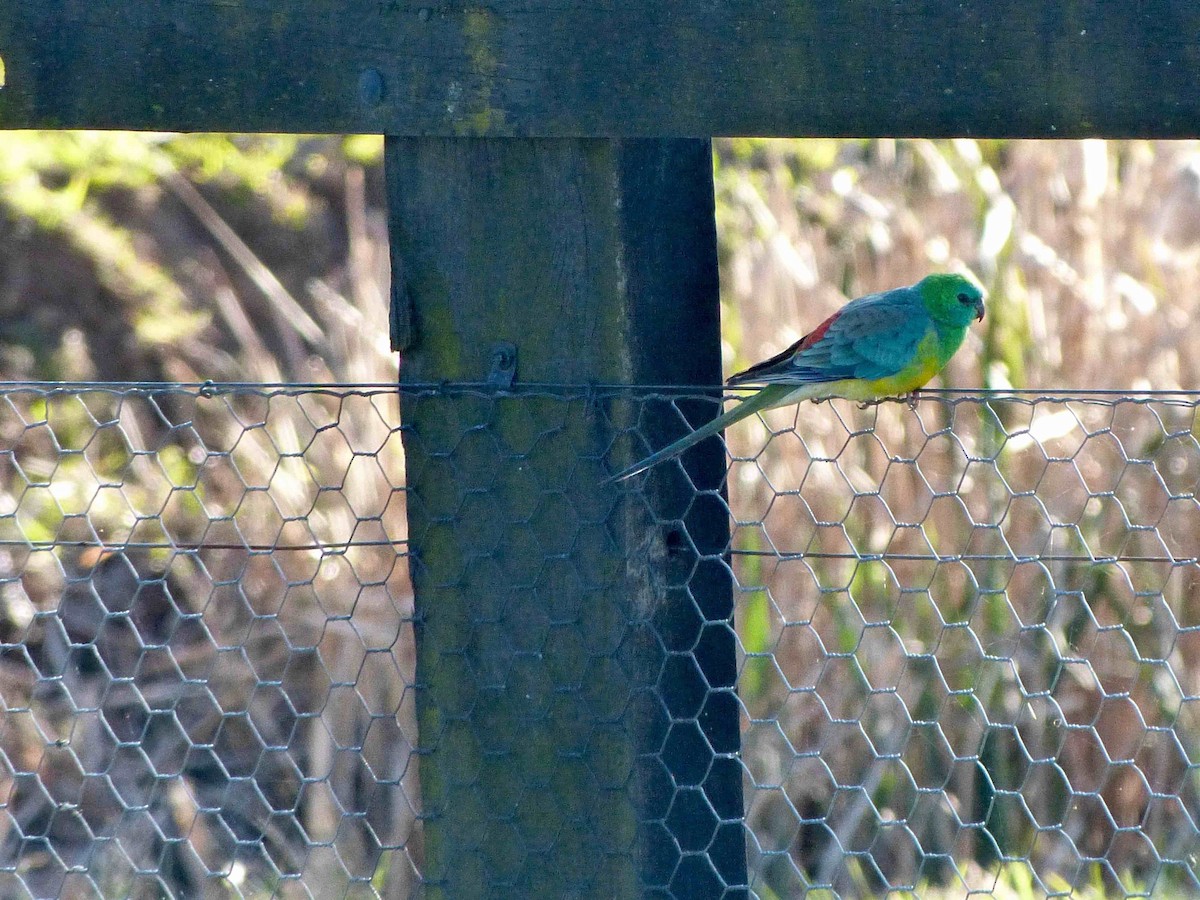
[608,273,985,482]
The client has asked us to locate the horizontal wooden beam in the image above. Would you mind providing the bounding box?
[2,1,1198,137]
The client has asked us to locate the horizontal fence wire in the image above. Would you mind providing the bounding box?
[0,382,1198,897]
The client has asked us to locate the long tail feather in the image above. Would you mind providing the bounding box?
[606,385,793,483]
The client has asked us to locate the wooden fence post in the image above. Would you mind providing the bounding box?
[389,137,746,897]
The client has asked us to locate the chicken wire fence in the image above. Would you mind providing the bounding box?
[0,382,1198,898]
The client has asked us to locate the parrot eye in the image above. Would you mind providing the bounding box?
[957,292,973,304]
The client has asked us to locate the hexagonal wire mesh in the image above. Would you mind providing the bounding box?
[0,384,417,899]
[709,387,1200,898]
[1,382,1199,897]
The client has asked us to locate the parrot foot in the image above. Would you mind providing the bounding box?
[907,390,921,410]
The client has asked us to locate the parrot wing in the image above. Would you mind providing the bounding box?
[728,290,929,387]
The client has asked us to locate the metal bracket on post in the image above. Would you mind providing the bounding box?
[487,342,517,389]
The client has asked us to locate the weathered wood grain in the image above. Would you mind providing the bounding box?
[1,1,1198,136]
[390,137,744,896]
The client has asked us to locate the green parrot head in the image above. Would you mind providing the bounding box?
[917,273,986,327]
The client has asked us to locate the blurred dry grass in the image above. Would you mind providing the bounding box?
[714,139,1200,896]
[717,140,1200,392]
[1,136,1199,897]
[0,136,419,898]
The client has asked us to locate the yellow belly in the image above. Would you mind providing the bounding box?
[780,333,943,404]
[861,354,942,397]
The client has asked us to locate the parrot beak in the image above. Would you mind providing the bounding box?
[974,298,985,322]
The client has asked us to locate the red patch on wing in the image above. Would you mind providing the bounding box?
[796,309,841,351]
[729,309,842,383]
